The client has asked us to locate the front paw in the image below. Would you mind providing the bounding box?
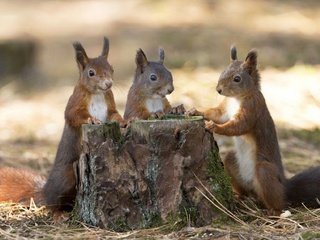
[170,104,186,114]
[87,117,102,124]
[186,107,204,117]
[205,120,217,133]
[151,111,165,119]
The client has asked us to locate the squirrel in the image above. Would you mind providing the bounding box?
[43,37,126,212]
[124,48,185,120]
[187,46,320,215]
[0,37,126,213]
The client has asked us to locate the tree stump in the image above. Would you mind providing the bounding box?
[76,116,233,231]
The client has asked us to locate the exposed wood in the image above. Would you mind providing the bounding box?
[76,116,233,231]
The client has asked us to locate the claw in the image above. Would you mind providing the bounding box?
[88,116,102,124]
[171,104,186,114]
[186,107,203,117]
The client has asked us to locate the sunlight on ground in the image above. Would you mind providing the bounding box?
[0,1,320,239]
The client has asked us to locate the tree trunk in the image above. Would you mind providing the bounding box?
[76,116,233,231]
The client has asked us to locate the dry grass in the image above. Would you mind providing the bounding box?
[1,0,320,239]
[1,66,320,239]
[0,198,319,239]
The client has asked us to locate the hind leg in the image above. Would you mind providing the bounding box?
[223,151,249,198]
[43,163,76,211]
[254,161,285,215]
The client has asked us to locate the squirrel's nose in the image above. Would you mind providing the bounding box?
[167,86,174,94]
[105,80,113,88]
[216,87,222,95]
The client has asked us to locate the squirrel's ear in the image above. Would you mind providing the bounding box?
[136,49,148,73]
[73,42,89,70]
[159,48,165,64]
[230,45,237,61]
[101,37,109,59]
[243,49,257,74]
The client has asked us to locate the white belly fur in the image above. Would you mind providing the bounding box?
[88,93,108,123]
[145,98,164,113]
[220,97,241,122]
[224,97,256,185]
[234,135,256,184]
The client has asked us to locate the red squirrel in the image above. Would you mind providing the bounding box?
[124,48,185,120]
[0,37,126,212]
[187,46,320,215]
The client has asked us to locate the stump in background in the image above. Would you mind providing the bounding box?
[0,39,37,85]
[76,116,233,231]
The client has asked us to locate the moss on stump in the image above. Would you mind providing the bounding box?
[76,116,233,231]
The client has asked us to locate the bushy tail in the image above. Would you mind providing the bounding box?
[0,167,46,206]
[286,166,320,208]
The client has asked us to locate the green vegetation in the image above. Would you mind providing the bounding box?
[207,148,234,208]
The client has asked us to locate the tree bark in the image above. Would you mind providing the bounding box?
[76,116,233,231]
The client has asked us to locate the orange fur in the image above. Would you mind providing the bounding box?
[203,99,227,124]
[105,89,128,125]
[189,46,320,214]
[0,38,125,213]
[0,167,45,205]
[43,37,125,212]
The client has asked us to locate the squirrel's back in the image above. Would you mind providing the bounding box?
[0,167,45,205]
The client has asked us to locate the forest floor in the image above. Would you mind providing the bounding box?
[0,67,320,239]
[0,0,320,238]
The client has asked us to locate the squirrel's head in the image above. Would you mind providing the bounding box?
[133,48,174,98]
[216,46,261,98]
[73,37,114,93]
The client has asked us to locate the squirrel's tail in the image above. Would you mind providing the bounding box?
[286,166,320,208]
[0,167,46,206]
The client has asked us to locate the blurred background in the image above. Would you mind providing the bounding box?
[0,0,319,175]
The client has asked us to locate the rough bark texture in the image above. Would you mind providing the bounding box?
[76,116,232,231]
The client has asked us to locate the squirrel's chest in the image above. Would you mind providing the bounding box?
[145,98,164,113]
[88,94,108,123]
[221,98,241,122]
[226,98,241,119]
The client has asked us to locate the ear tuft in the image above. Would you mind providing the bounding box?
[230,45,237,61]
[101,37,109,59]
[73,41,89,70]
[159,47,165,64]
[244,49,258,74]
[245,49,257,66]
[135,48,148,73]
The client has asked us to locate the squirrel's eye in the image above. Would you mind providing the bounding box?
[150,74,158,81]
[233,75,241,83]
[88,69,96,77]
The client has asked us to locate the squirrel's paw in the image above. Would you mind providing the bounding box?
[87,117,102,125]
[205,120,217,132]
[151,111,165,119]
[170,104,186,114]
[186,108,203,117]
